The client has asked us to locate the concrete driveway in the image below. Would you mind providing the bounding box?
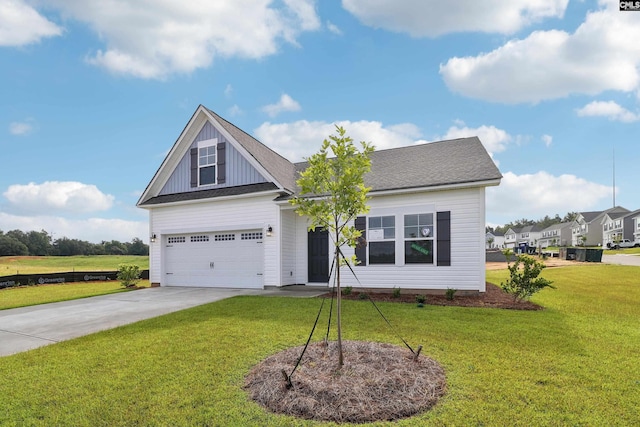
[0,286,325,357]
[602,253,640,267]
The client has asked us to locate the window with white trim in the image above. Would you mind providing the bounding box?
[404,213,434,264]
[368,216,395,264]
[198,143,216,186]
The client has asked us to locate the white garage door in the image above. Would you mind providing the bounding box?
[164,230,264,288]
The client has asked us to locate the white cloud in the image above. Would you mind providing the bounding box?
[254,119,427,161]
[41,0,320,79]
[542,134,553,147]
[0,0,62,46]
[486,171,612,222]
[9,120,34,135]
[342,0,568,37]
[3,181,114,214]
[228,104,243,117]
[0,212,148,243]
[326,20,342,35]
[436,122,512,157]
[261,94,302,118]
[576,101,639,122]
[440,1,640,103]
[224,84,233,98]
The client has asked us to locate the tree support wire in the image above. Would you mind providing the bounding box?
[336,246,417,355]
[283,250,338,389]
[283,246,421,388]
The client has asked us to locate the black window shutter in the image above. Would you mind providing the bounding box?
[437,211,451,266]
[217,142,226,184]
[354,216,367,266]
[190,147,198,188]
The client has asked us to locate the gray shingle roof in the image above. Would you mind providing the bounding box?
[139,182,278,206]
[140,107,501,206]
[290,136,501,196]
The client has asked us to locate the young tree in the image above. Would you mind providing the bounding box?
[290,126,374,367]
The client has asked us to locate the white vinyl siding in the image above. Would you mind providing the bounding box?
[341,188,485,291]
[148,194,279,287]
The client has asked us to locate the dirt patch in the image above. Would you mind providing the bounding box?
[322,282,542,310]
[486,258,575,270]
[245,340,446,423]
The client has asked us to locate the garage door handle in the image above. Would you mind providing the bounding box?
[210,262,215,269]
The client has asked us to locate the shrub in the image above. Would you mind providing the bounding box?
[342,286,352,296]
[117,264,141,288]
[500,255,554,302]
[445,288,457,301]
[415,294,426,305]
[358,292,369,300]
[392,287,401,298]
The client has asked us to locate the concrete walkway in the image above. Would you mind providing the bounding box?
[0,286,325,357]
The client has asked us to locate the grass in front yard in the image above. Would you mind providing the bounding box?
[0,255,149,276]
[0,280,150,310]
[0,265,638,426]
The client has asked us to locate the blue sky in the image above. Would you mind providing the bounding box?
[1,0,639,243]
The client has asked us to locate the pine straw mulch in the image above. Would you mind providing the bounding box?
[244,340,446,423]
[323,282,542,311]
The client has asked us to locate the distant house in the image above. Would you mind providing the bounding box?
[539,222,572,248]
[137,105,502,292]
[518,225,542,247]
[504,228,519,249]
[485,231,505,249]
[572,207,630,246]
[633,211,640,243]
[602,208,640,247]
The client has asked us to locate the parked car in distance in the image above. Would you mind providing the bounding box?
[610,239,640,249]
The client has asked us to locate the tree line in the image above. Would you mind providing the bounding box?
[0,229,149,257]
[486,212,578,235]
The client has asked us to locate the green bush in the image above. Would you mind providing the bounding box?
[342,286,352,296]
[500,255,554,302]
[392,287,401,298]
[358,292,369,300]
[415,294,426,304]
[117,264,141,288]
[445,288,457,301]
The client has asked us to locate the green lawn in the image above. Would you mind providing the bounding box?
[0,280,150,310]
[0,255,149,276]
[0,264,638,426]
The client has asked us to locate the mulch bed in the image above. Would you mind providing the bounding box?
[244,340,446,423]
[322,282,542,310]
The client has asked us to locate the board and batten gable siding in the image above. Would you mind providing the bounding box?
[159,121,267,195]
[147,194,280,287]
[293,187,486,291]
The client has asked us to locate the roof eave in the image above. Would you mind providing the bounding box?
[138,189,284,209]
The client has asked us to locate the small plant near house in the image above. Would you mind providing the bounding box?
[358,292,369,300]
[392,287,401,298]
[445,288,457,301]
[342,286,352,296]
[415,294,427,307]
[500,255,554,302]
[117,264,141,288]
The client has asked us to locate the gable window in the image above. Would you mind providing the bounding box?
[404,213,434,264]
[199,144,216,186]
[368,216,395,264]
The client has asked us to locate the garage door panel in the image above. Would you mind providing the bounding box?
[164,231,263,288]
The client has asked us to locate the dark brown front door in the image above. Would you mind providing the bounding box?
[308,228,329,282]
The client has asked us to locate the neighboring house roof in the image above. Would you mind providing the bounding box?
[541,222,571,232]
[138,106,502,207]
[578,211,602,223]
[520,225,542,233]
